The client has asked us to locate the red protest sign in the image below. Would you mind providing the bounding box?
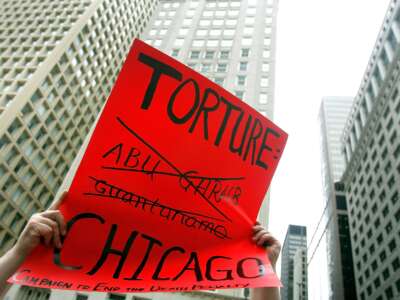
[10,39,287,293]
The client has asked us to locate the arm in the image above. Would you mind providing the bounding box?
[251,222,281,300]
[0,193,67,296]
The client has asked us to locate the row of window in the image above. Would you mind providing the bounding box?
[343,9,400,163]
[149,26,273,38]
[161,0,274,10]
[186,61,270,74]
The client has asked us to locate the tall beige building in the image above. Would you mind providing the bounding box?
[142,0,278,229]
[0,0,158,299]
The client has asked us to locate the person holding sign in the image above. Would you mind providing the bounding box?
[0,192,281,300]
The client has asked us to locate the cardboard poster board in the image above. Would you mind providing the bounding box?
[10,39,287,293]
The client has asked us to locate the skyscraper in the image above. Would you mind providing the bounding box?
[341,0,400,299]
[0,0,158,299]
[142,0,277,229]
[281,225,307,300]
[141,1,278,299]
[293,247,308,300]
[308,97,356,300]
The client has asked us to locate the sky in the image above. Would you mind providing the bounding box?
[269,0,391,270]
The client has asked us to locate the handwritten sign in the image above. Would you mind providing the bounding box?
[10,39,287,293]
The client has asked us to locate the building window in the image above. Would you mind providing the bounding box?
[210,29,222,36]
[247,7,257,15]
[196,29,207,36]
[190,51,200,59]
[380,48,390,66]
[171,49,179,57]
[199,20,211,26]
[205,51,215,59]
[187,63,197,70]
[385,287,394,299]
[221,40,233,47]
[214,77,225,85]
[201,63,211,72]
[174,39,184,46]
[217,63,227,72]
[182,18,192,26]
[387,29,398,51]
[192,40,204,47]
[261,77,269,87]
[393,257,400,271]
[260,93,268,104]
[213,19,224,26]
[243,27,254,35]
[262,63,270,72]
[239,61,248,71]
[241,48,250,57]
[108,294,126,300]
[215,10,226,17]
[76,295,89,300]
[245,17,255,25]
[207,40,219,47]
[259,110,267,117]
[242,38,252,46]
[235,91,244,99]
[178,28,189,36]
[220,50,230,59]
[226,19,237,26]
[237,75,246,86]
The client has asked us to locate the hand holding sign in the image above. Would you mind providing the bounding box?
[14,192,67,255]
[9,40,287,293]
[0,192,67,295]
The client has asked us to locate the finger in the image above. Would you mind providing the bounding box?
[33,223,53,247]
[41,210,67,236]
[36,216,62,248]
[253,229,268,241]
[252,225,264,233]
[48,190,68,210]
[257,233,277,247]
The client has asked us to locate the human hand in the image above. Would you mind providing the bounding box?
[13,191,67,258]
[252,221,281,269]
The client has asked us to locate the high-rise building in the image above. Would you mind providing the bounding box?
[281,225,307,300]
[0,0,158,299]
[341,1,400,299]
[140,1,278,299]
[293,247,308,300]
[307,97,356,300]
[142,0,277,228]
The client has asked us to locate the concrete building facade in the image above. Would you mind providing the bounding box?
[142,0,279,230]
[293,247,307,300]
[0,0,158,299]
[307,97,356,300]
[280,225,307,300]
[138,0,279,299]
[341,0,400,299]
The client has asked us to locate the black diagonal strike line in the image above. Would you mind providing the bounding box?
[101,166,245,182]
[116,116,232,222]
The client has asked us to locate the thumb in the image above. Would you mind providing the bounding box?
[48,190,68,210]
